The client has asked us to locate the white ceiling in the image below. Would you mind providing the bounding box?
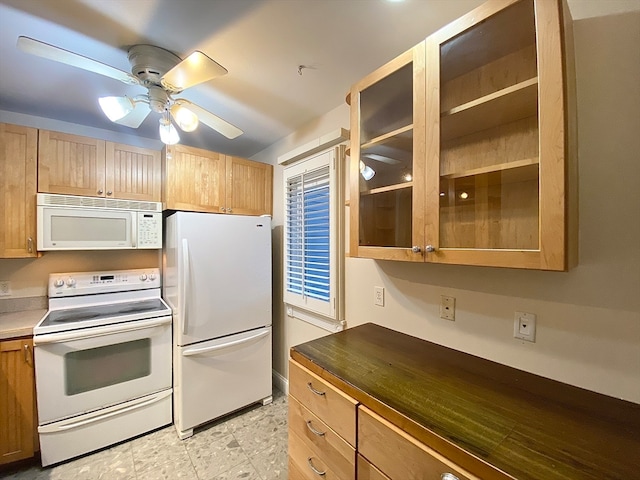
[0,0,638,158]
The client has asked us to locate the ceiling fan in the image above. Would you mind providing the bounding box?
[16,36,243,145]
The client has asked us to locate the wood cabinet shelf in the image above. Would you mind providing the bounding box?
[361,124,413,151]
[440,77,538,141]
[361,182,412,197]
[441,157,539,183]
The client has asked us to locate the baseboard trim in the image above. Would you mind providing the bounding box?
[272,369,288,395]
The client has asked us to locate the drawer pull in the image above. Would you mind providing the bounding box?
[442,474,460,480]
[307,382,326,396]
[307,457,326,476]
[306,420,326,437]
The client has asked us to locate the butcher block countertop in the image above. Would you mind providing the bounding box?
[290,323,640,480]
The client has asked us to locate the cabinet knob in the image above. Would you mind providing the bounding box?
[227,208,232,213]
[107,191,113,196]
[220,207,226,212]
[98,189,104,195]
[425,245,436,253]
[441,474,460,480]
[412,246,421,253]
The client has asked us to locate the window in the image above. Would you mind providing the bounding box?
[284,147,344,327]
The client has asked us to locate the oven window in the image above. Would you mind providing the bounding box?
[64,338,151,395]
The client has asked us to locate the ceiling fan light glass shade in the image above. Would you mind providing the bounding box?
[359,160,375,181]
[171,103,199,132]
[159,117,180,145]
[99,96,134,122]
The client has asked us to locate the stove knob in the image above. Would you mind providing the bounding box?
[149,273,156,281]
[65,277,76,287]
[139,274,148,281]
[53,278,64,288]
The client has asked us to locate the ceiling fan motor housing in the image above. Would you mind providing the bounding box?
[127,45,181,88]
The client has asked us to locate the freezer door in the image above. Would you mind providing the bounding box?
[174,327,272,437]
[165,212,272,346]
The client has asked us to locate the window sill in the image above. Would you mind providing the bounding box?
[285,304,345,333]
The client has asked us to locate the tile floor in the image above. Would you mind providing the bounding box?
[2,389,287,480]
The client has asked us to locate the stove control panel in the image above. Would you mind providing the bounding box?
[49,268,161,297]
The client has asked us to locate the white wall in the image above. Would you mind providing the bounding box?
[252,12,640,403]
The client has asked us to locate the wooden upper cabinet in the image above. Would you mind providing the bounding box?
[163,144,273,216]
[38,130,161,201]
[349,42,426,262]
[349,0,576,270]
[106,143,161,201]
[38,130,106,197]
[0,123,37,258]
[225,155,273,216]
[163,144,227,213]
[0,338,36,465]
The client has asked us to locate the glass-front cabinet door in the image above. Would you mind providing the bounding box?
[349,41,426,261]
[424,0,575,270]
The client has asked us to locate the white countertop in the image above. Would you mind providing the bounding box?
[0,309,46,340]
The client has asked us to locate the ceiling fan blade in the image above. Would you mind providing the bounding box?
[17,36,139,86]
[161,51,227,92]
[175,99,242,139]
[114,101,151,128]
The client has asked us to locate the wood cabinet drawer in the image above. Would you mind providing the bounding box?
[289,395,355,480]
[357,454,390,480]
[358,406,478,480]
[289,360,357,446]
[289,430,348,480]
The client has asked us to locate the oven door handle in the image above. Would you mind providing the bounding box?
[33,316,172,345]
[182,328,270,357]
[38,389,172,433]
[181,238,190,335]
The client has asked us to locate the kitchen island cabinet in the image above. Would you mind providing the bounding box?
[38,130,161,201]
[289,323,640,480]
[0,123,37,258]
[163,144,272,216]
[0,336,36,466]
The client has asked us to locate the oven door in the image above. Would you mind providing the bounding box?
[33,315,172,424]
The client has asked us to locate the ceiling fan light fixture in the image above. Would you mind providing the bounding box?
[159,115,180,145]
[171,103,199,132]
[98,96,134,122]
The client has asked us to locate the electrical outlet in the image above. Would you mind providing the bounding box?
[440,295,455,321]
[0,281,11,297]
[514,312,536,342]
[374,286,384,306]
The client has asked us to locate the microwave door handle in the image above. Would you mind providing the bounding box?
[181,238,190,335]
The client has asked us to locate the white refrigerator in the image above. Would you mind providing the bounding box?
[163,211,273,439]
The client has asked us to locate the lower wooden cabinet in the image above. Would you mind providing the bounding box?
[288,359,477,480]
[288,359,356,480]
[358,406,477,480]
[0,337,36,465]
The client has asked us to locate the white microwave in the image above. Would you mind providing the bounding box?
[37,193,163,251]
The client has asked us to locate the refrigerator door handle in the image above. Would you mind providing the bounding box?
[182,328,270,357]
[181,238,190,335]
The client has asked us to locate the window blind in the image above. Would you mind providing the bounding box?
[285,166,330,302]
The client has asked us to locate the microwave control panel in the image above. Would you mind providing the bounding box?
[137,212,163,249]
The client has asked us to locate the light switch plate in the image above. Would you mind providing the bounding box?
[440,295,455,321]
[374,286,384,306]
